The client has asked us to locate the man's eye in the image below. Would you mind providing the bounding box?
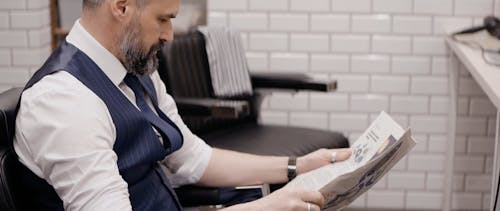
[160,18,169,23]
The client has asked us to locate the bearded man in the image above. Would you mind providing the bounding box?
[13,0,351,210]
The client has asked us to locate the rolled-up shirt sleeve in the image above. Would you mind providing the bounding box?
[150,72,213,187]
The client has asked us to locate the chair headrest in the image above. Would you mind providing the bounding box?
[0,88,23,147]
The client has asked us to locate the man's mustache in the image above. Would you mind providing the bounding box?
[149,41,165,55]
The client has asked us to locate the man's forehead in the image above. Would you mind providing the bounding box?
[147,0,180,8]
[145,0,179,14]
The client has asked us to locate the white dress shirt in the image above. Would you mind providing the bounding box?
[13,20,212,211]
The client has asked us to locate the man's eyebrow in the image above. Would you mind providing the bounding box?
[161,13,177,19]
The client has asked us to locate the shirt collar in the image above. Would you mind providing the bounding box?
[66,19,127,86]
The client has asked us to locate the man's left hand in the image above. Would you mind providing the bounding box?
[297,148,352,174]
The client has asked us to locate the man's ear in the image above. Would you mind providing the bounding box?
[109,0,131,21]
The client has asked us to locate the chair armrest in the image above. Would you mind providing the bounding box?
[174,185,220,207]
[250,73,337,92]
[175,98,250,119]
[174,185,266,207]
[236,184,270,196]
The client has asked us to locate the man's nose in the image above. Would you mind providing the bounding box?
[160,30,174,43]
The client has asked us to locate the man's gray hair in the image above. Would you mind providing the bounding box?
[83,0,148,9]
[83,0,103,9]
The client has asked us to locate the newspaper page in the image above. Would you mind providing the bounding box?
[284,111,417,210]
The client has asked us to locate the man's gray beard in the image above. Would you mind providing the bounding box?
[119,23,162,76]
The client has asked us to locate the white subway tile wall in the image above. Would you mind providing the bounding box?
[433,16,473,35]
[245,52,268,71]
[393,16,432,34]
[454,0,494,16]
[290,33,329,52]
[367,190,405,209]
[387,172,426,189]
[372,35,411,54]
[249,0,288,11]
[270,13,308,31]
[207,11,227,26]
[311,14,349,32]
[0,0,50,93]
[392,56,431,74]
[208,0,247,11]
[249,33,288,51]
[406,192,443,210]
[209,0,499,209]
[352,14,391,33]
[229,13,268,30]
[452,193,483,210]
[331,0,371,13]
[0,0,495,210]
[331,35,370,53]
[351,55,390,73]
[290,0,330,12]
[414,0,454,15]
[310,54,349,73]
[496,0,500,15]
[270,53,308,72]
[373,0,412,14]
[0,1,26,10]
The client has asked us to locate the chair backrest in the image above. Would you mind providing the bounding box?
[197,26,253,98]
[158,31,259,134]
[158,31,213,99]
[0,88,23,211]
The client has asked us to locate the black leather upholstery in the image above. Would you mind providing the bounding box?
[158,31,213,98]
[0,148,17,211]
[159,31,349,155]
[0,88,22,148]
[158,30,350,207]
[202,123,349,156]
[174,185,220,207]
[0,88,22,211]
[250,73,337,92]
[159,31,259,135]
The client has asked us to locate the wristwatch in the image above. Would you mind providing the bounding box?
[287,156,297,181]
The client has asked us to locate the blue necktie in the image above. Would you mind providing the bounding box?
[124,73,183,152]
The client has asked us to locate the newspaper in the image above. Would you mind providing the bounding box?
[284,111,417,210]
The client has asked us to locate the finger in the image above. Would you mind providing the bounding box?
[310,203,320,211]
[332,149,352,162]
[298,190,325,208]
[303,202,321,211]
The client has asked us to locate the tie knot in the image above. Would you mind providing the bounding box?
[124,73,143,95]
[124,73,138,85]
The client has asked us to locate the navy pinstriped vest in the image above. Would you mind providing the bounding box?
[16,41,183,210]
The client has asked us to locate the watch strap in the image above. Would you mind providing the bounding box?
[287,156,297,181]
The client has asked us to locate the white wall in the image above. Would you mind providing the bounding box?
[0,0,497,210]
[496,0,500,16]
[207,0,497,210]
[0,0,51,92]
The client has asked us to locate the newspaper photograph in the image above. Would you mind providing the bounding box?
[284,111,417,210]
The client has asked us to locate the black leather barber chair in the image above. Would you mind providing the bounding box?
[158,29,349,207]
[0,88,23,211]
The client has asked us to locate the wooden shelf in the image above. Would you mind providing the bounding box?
[50,0,67,49]
[54,28,69,36]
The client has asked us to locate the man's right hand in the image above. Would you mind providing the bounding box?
[224,188,325,211]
